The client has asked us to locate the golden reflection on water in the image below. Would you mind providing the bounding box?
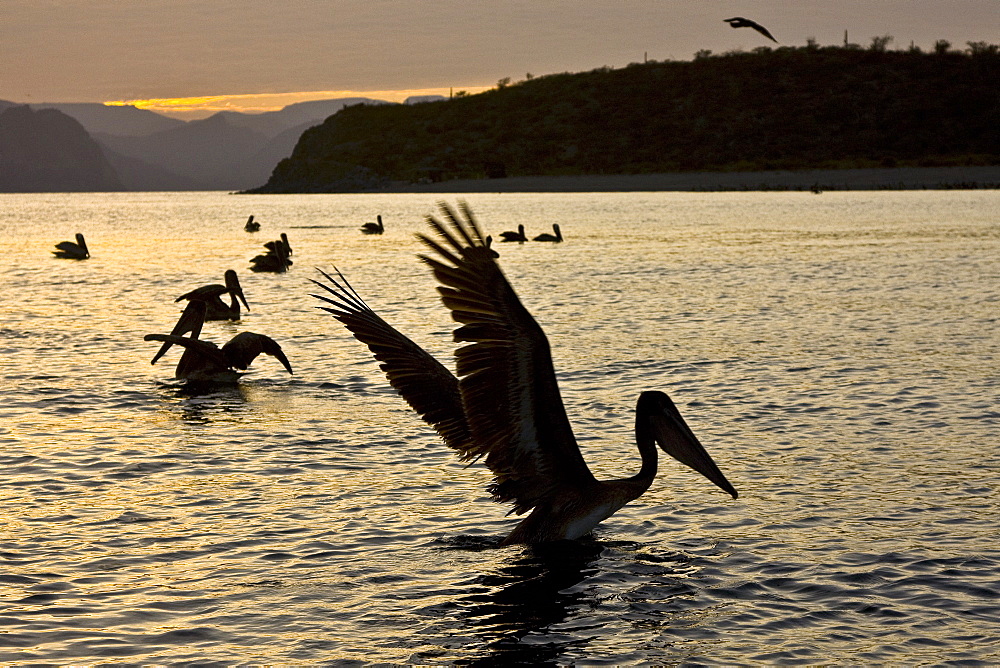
[0,191,998,663]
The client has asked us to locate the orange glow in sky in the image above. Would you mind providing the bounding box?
[104,88,493,119]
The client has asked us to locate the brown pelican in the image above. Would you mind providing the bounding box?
[264,232,292,256]
[175,269,249,320]
[250,238,292,273]
[245,215,260,232]
[485,235,500,258]
[311,202,737,545]
[145,302,292,383]
[533,224,563,242]
[53,233,89,259]
[724,17,778,43]
[361,215,385,235]
[498,224,526,243]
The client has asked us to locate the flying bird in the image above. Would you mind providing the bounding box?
[145,301,292,383]
[724,17,778,43]
[533,224,563,242]
[244,215,260,232]
[498,224,527,243]
[361,215,385,235]
[311,202,737,545]
[174,269,249,320]
[53,233,89,259]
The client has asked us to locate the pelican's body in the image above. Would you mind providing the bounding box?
[361,215,385,235]
[533,223,563,242]
[312,202,737,545]
[250,236,292,273]
[245,215,260,232]
[53,233,89,259]
[499,224,526,243]
[724,16,778,43]
[145,301,292,383]
[175,269,249,320]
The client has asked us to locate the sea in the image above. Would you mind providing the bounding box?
[1,190,998,664]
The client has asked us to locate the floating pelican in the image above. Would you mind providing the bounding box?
[361,215,385,235]
[250,237,292,273]
[145,301,292,383]
[53,233,89,259]
[264,232,292,257]
[485,235,500,258]
[245,215,260,232]
[498,224,526,243]
[723,16,778,43]
[175,269,249,320]
[533,224,563,242]
[312,202,737,545]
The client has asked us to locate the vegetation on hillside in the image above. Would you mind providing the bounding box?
[253,41,1000,192]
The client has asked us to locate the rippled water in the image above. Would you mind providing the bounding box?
[1,190,998,664]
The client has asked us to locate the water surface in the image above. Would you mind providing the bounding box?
[1,191,998,663]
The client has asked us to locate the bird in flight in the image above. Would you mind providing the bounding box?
[312,202,737,545]
[724,17,778,43]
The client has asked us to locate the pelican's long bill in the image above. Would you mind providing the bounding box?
[644,391,738,499]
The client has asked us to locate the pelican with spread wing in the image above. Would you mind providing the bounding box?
[312,202,737,545]
[145,301,292,383]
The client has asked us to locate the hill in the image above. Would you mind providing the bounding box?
[252,44,1000,193]
[0,106,122,192]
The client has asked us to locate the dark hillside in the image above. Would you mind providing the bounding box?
[253,45,1000,193]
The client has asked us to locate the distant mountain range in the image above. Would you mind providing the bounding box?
[0,96,445,192]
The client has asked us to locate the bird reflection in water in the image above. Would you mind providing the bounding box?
[419,538,684,665]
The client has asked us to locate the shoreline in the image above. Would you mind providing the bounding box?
[369,165,1000,194]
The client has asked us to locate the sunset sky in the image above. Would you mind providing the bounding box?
[4,0,997,119]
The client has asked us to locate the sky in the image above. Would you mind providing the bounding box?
[3,0,998,119]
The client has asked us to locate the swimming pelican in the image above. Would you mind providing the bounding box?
[361,215,385,235]
[498,224,526,243]
[723,17,778,43]
[264,232,292,256]
[145,302,292,383]
[245,215,260,232]
[533,224,563,242]
[53,233,89,259]
[175,269,249,320]
[485,235,500,258]
[250,238,292,273]
[311,202,737,545]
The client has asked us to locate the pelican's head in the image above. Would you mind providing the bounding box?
[639,390,738,498]
[223,269,250,311]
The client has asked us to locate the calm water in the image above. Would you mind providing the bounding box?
[1,190,998,664]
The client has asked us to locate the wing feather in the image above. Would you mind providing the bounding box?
[311,268,474,454]
[417,201,596,514]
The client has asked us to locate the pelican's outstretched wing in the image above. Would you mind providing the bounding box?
[150,300,206,364]
[221,332,293,374]
[311,268,473,453]
[418,201,597,514]
[143,333,228,367]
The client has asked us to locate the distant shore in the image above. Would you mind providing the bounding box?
[372,165,1000,193]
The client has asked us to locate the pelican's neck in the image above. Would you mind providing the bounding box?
[630,405,659,490]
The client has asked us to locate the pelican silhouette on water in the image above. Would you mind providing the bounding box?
[244,215,260,232]
[145,301,292,383]
[724,16,778,43]
[361,215,385,235]
[264,232,292,257]
[533,223,563,242]
[53,233,89,259]
[312,202,737,545]
[250,236,292,273]
[175,269,249,320]
[498,224,527,243]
